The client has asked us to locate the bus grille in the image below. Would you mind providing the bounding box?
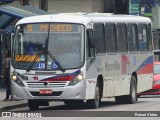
[26,81,67,88]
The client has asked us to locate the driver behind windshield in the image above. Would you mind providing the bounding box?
[26,36,38,55]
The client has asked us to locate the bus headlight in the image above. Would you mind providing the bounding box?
[12,75,17,81]
[68,73,83,86]
[77,74,83,80]
[11,71,17,80]
[12,74,24,87]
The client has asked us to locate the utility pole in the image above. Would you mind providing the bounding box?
[39,0,48,11]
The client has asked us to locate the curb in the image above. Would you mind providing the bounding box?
[0,101,28,111]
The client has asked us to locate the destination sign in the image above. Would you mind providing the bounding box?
[15,55,40,62]
[26,24,78,32]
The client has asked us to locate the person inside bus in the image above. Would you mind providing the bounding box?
[2,50,11,101]
[138,34,147,51]
[26,36,38,55]
[138,34,144,51]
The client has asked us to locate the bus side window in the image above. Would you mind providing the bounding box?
[147,24,152,51]
[117,23,128,52]
[138,24,148,51]
[93,23,106,54]
[105,24,117,53]
[128,24,138,52]
[87,29,95,58]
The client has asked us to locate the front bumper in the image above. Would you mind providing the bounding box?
[11,80,86,100]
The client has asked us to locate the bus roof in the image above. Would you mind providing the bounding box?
[16,13,151,25]
[17,14,91,25]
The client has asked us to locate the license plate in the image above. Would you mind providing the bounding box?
[39,89,52,94]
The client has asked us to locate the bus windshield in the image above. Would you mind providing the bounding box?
[12,23,84,70]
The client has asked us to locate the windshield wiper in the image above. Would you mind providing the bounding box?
[26,23,65,72]
[26,50,44,72]
[26,48,65,72]
[45,49,65,72]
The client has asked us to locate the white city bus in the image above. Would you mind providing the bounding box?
[11,13,154,110]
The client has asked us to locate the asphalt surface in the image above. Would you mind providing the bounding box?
[0,89,27,111]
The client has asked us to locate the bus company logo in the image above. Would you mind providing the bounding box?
[32,76,38,80]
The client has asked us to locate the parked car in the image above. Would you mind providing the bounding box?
[138,61,160,95]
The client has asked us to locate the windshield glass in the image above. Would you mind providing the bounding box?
[12,23,84,70]
[154,64,160,74]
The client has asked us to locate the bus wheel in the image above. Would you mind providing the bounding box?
[115,76,137,104]
[125,76,137,104]
[87,82,100,109]
[28,100,39,110]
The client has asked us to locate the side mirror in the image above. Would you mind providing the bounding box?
[87,29,95,48]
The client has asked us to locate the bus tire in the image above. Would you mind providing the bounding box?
[28,100,39,110]
[115,76,137,104]
[125,75,137,104]
[87,82,100,109]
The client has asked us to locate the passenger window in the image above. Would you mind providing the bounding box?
[105,24,117,53]
[138,24,148,51]
[147,24,152,51]
[128,24,138,52]
[93,23,106,54]
[117,24,128,52]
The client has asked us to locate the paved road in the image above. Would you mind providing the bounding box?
[9,96,160,111]
[3,96,160,120]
